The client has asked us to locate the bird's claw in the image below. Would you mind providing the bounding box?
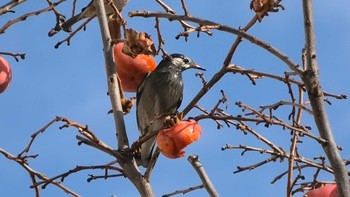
[163,112,183,129]
[131,139,142,158]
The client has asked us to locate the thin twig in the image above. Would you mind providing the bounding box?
[144,148,160,182]
[0,148,80,197]
[154,0,176,14]
[0,0,27,15]
[222,145,334,174]
[18,116,63,157]
[0,0,65,34]
[260,100,313,115]
[53,16,95,47]
[129,11,303,76]
[33,164,124,188]
[0,51,25,61]
[180,0,189,16]
[154,17,166,55]
[162,184,204,197]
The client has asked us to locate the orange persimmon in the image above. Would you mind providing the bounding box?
[156,119,202,159]
[113,42,156,92]
[0,56,12,94]
[304,184,339,197]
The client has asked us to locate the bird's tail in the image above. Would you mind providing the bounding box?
[136,138,156,168]
[61,14,83,32]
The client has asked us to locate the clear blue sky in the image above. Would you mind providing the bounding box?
[1,1,349,196]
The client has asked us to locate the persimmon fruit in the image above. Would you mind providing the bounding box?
[304,184,339,197]
[156,119,202,159]
[0,56,12,94]
[113,42,156,92]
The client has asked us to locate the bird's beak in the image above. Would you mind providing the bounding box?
[191,63,206,71]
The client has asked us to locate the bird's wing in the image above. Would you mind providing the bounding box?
[136,72,151,104]
[137,71,183,131]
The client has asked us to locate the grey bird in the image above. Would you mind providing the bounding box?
[61,0,129,32]
[136,54,205,167]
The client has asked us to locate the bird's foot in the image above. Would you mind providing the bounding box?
[163,112,183,129]
[131,139,142,158]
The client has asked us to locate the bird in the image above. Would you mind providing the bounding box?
[136,54,205,167]
[61,0,129,32]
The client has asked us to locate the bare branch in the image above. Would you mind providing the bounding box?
[94,1,154,196]
[0,0,27,15]
[323,91,347,100]
[0,148,80,197]
[95,0,128,149]
[180,15,259,116]
[154,0,176,14]
[0,0,65,34]
[18,116,62,157]
[260,100,313,115]
[33,164,124,188]
[180,0,189,16]
[223,145,335,174]
[53,16,95,47]
[162,184,204,197]
[154,17,166,55]
[302,0,350,196]
[0,51,25,61]
[194,105,223,129]
[226,64,302,86]
[144,148,160,181]
[129,11,303,75]
[287,84,306,196]
[188,155,219,197]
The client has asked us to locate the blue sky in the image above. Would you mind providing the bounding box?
[1,0,349,196]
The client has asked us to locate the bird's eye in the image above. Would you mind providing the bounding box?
[183,58,189,64]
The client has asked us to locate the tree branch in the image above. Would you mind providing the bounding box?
[302,1,350,196]
[129,11,303,75]
[0,0,27,15]
[0,148,80,197]
[163,184,204,197]
[0,0,65,34]
[94,0,155,196]
[0,51,25,61]
[188,155,219,197]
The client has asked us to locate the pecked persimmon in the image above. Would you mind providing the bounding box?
[0,56,12,94]
[304,184,339,197]
[113,42,156,92]
[156,119,202,159]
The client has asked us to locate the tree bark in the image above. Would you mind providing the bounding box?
[94,0,155,196]
[302,0,350,196]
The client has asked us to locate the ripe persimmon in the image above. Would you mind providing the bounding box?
[157,119,202,159]
[304,184,339,197]
[0,56,12,94]
[113,42,156,92]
